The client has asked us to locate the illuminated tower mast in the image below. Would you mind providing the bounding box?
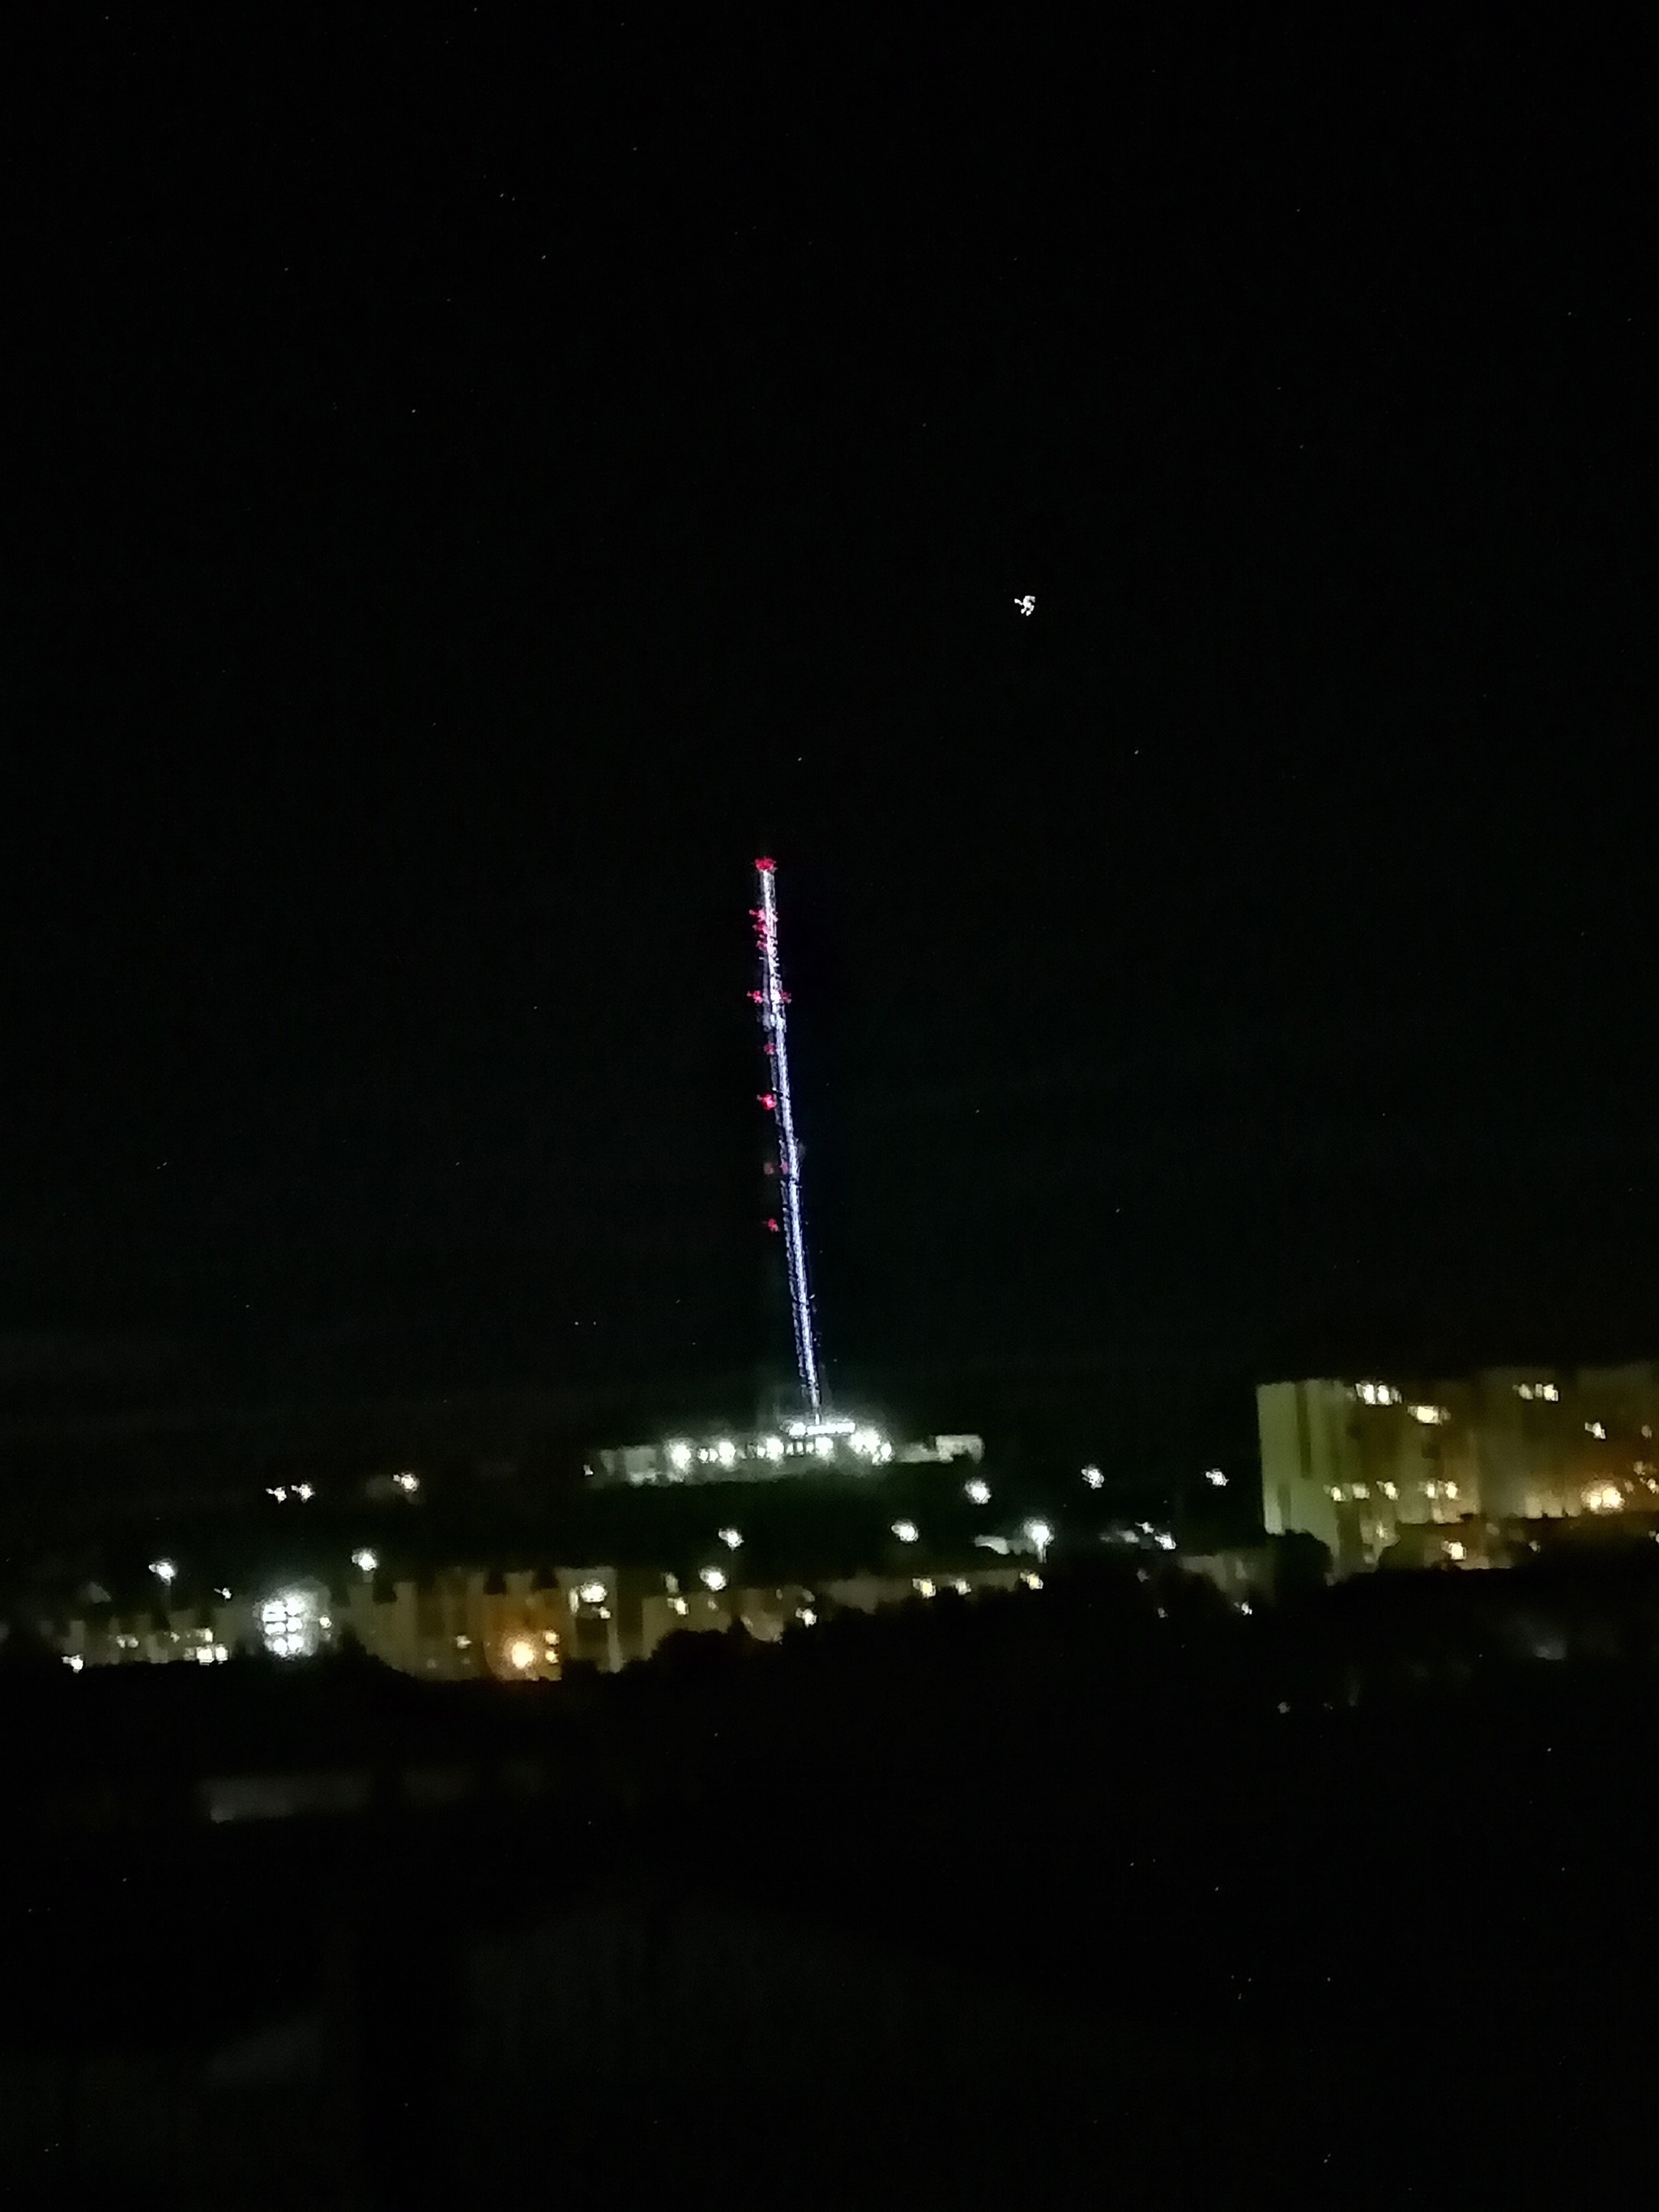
[752,857,823,1417]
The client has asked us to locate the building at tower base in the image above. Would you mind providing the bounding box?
[587,1421,983,1489]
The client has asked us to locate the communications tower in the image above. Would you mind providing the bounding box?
[751,857,823,1417]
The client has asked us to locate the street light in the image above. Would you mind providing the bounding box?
[1022,1519,1052,1563]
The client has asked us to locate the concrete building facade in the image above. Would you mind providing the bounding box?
[1260,1364,1659,1573]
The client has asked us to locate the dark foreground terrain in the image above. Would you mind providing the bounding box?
[0,1558,1653,2206]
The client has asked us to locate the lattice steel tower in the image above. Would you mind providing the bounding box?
[751,857,823,1417]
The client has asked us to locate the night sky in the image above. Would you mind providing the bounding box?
[3,11,1656,1485]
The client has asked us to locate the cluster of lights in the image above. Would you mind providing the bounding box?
[1205,1468,1227,1488]
[660,1422,890,1475]
[1516,1381,1561,1402]
[150,1558,177,1586]
[266,1482,315,1503]
[1355,1382,1401,1406]
[1584,1482,1624,1512]
[1081,1465,1104,1490]
[258,1588,322,1660]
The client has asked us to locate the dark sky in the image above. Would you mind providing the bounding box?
[2,8,1656,1473]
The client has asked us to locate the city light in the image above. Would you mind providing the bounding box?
[966,1477,992,1505]
[1021,1571,1043,1592]
[293,1482,314,1502]
[258,1588,320,1660]
[150,1558,177,1585]
[63,1654,83,1673]
[761,1434,784,1462]
[671,1596,689,1616]
[798,1606,817,1626]
[1082,1466,1104,1490]
[891,1519,919,1544]
[394,1471,420,1494]
[1205,1468,1227,1488]
[667,1440,693,1473]
[1023,1519,1052,1562]
[507,1639,536,1672]
[914,1577,936,1598]
[577,1580,608,1605]
[267,1486,288,1502]
[700,1566,727,1592]
[1154,1532,1176,1552]
[813,1434,833,1459]
[719,1526,744,1550]
[1445,1541,1465,1562]
[714,1438,737,1468]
